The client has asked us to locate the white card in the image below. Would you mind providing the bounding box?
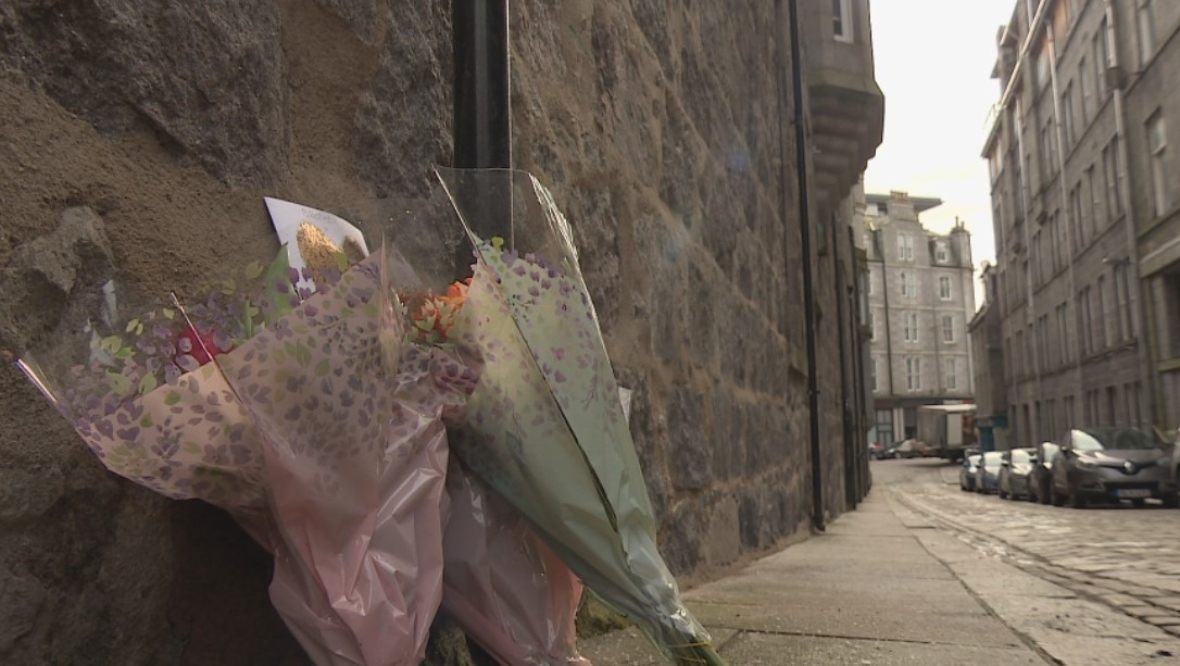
[263,197,370,293]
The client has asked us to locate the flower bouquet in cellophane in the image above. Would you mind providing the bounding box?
[13,216,472,665]
[435,168,725,666]
[386,229,592,666]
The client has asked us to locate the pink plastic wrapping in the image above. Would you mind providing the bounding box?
[212,253,477,665]
[17,250,476,665]
[442,461,590,666]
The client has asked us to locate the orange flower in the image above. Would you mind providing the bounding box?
[404,279,471,343]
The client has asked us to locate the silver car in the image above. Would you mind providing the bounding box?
[999,448,1037,500]
[1050,428,1178,508]
[974,451,1003,494]
[960,454,981,492]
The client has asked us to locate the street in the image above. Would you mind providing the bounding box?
[878,457,1180,664]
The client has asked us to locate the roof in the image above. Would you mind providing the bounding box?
[864,193,943,214]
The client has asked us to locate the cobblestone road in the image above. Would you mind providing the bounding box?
[877,458,1180,639]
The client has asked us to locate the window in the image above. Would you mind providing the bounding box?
[1056,303,1071,365]
[1053,211,1067,271]
[1096,275,1110,349]
[1106,386,1118,426]
[870,311,879,341]
[1084,166,1098,243]
[1079,56,1092,123]
[939,276,952,300]
[1153,270,1180,360]
[875,409,895,444]
[1069,185,1083,252]
[1031,229,1043,285]
[1079,287,1093,355]
[934,241,949,263]
[899,271,916,298]
[906,358,921,391]
[1114,263,1133,341]
[1138,0,1156,67]
[871,359,878,392]
[945,359,957,390]
[897,234,915,262]
[942,315,954,343]
[832,0,853,43]
[1102,139,1121,221]
[904,312,920,343]
[1094,21,1109,98]
[1062,84,1076,147]
[1040,122,1055,183]
[1035,40,1050,91]
[1148,112,1170,217]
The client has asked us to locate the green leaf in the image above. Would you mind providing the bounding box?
[135,323,144,336]
[164,391,182,406]
[107,371,133,396]
[315,358,330,377]
[115,346,134,360]
[139,374,158,395]
[125,318,140,333]
[101,336,123,354]
[163,308,176,320]
[334,250,349,272]
[244,259,265,280]
[262,247,294,323]
[139,414,154,428]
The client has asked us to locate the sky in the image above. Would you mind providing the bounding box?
[864,0,1018,299]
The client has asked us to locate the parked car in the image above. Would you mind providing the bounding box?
[869,441,887,460]
[960,454,981,492]
[974,451,1003,494]
[999,448,1037,500]
[1028,441,1059,504]
[1169,427,1180,486]
[1050,428,1178,508]
[885,439,927,460]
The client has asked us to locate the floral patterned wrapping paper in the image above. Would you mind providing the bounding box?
[18,248,479,666]
[436,169,720,665]
[213,251,478,666]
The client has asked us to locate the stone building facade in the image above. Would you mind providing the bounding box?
[0,0,882,662]
[969,263,1011,451]
[863,192,977,444]
[984,0,1180,445]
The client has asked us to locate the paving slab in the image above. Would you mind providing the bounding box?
[579,490,1045,664]
[717,632,1044,665]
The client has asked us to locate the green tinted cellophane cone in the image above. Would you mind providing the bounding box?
[434,168,725,666]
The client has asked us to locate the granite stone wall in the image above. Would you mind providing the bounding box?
[0,1,864,662]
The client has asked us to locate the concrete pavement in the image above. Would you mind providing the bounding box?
[883,458,1180,665]
[579,489,1046,664]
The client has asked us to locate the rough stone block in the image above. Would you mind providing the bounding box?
[667,384,711,491]
[0,206,113,353]
[0,566,45,652]
[0,0,289,185]
[704,494,742,567]
[660,499,704,576]
[352,0,452,198]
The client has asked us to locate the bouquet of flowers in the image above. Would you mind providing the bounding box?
[14,229,471,664]
[435,168,724,665]
[15,169,721,665]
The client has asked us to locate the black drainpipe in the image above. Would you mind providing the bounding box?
[832,215,855,510]
[452,0,512,268]
[777,0,824,532]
